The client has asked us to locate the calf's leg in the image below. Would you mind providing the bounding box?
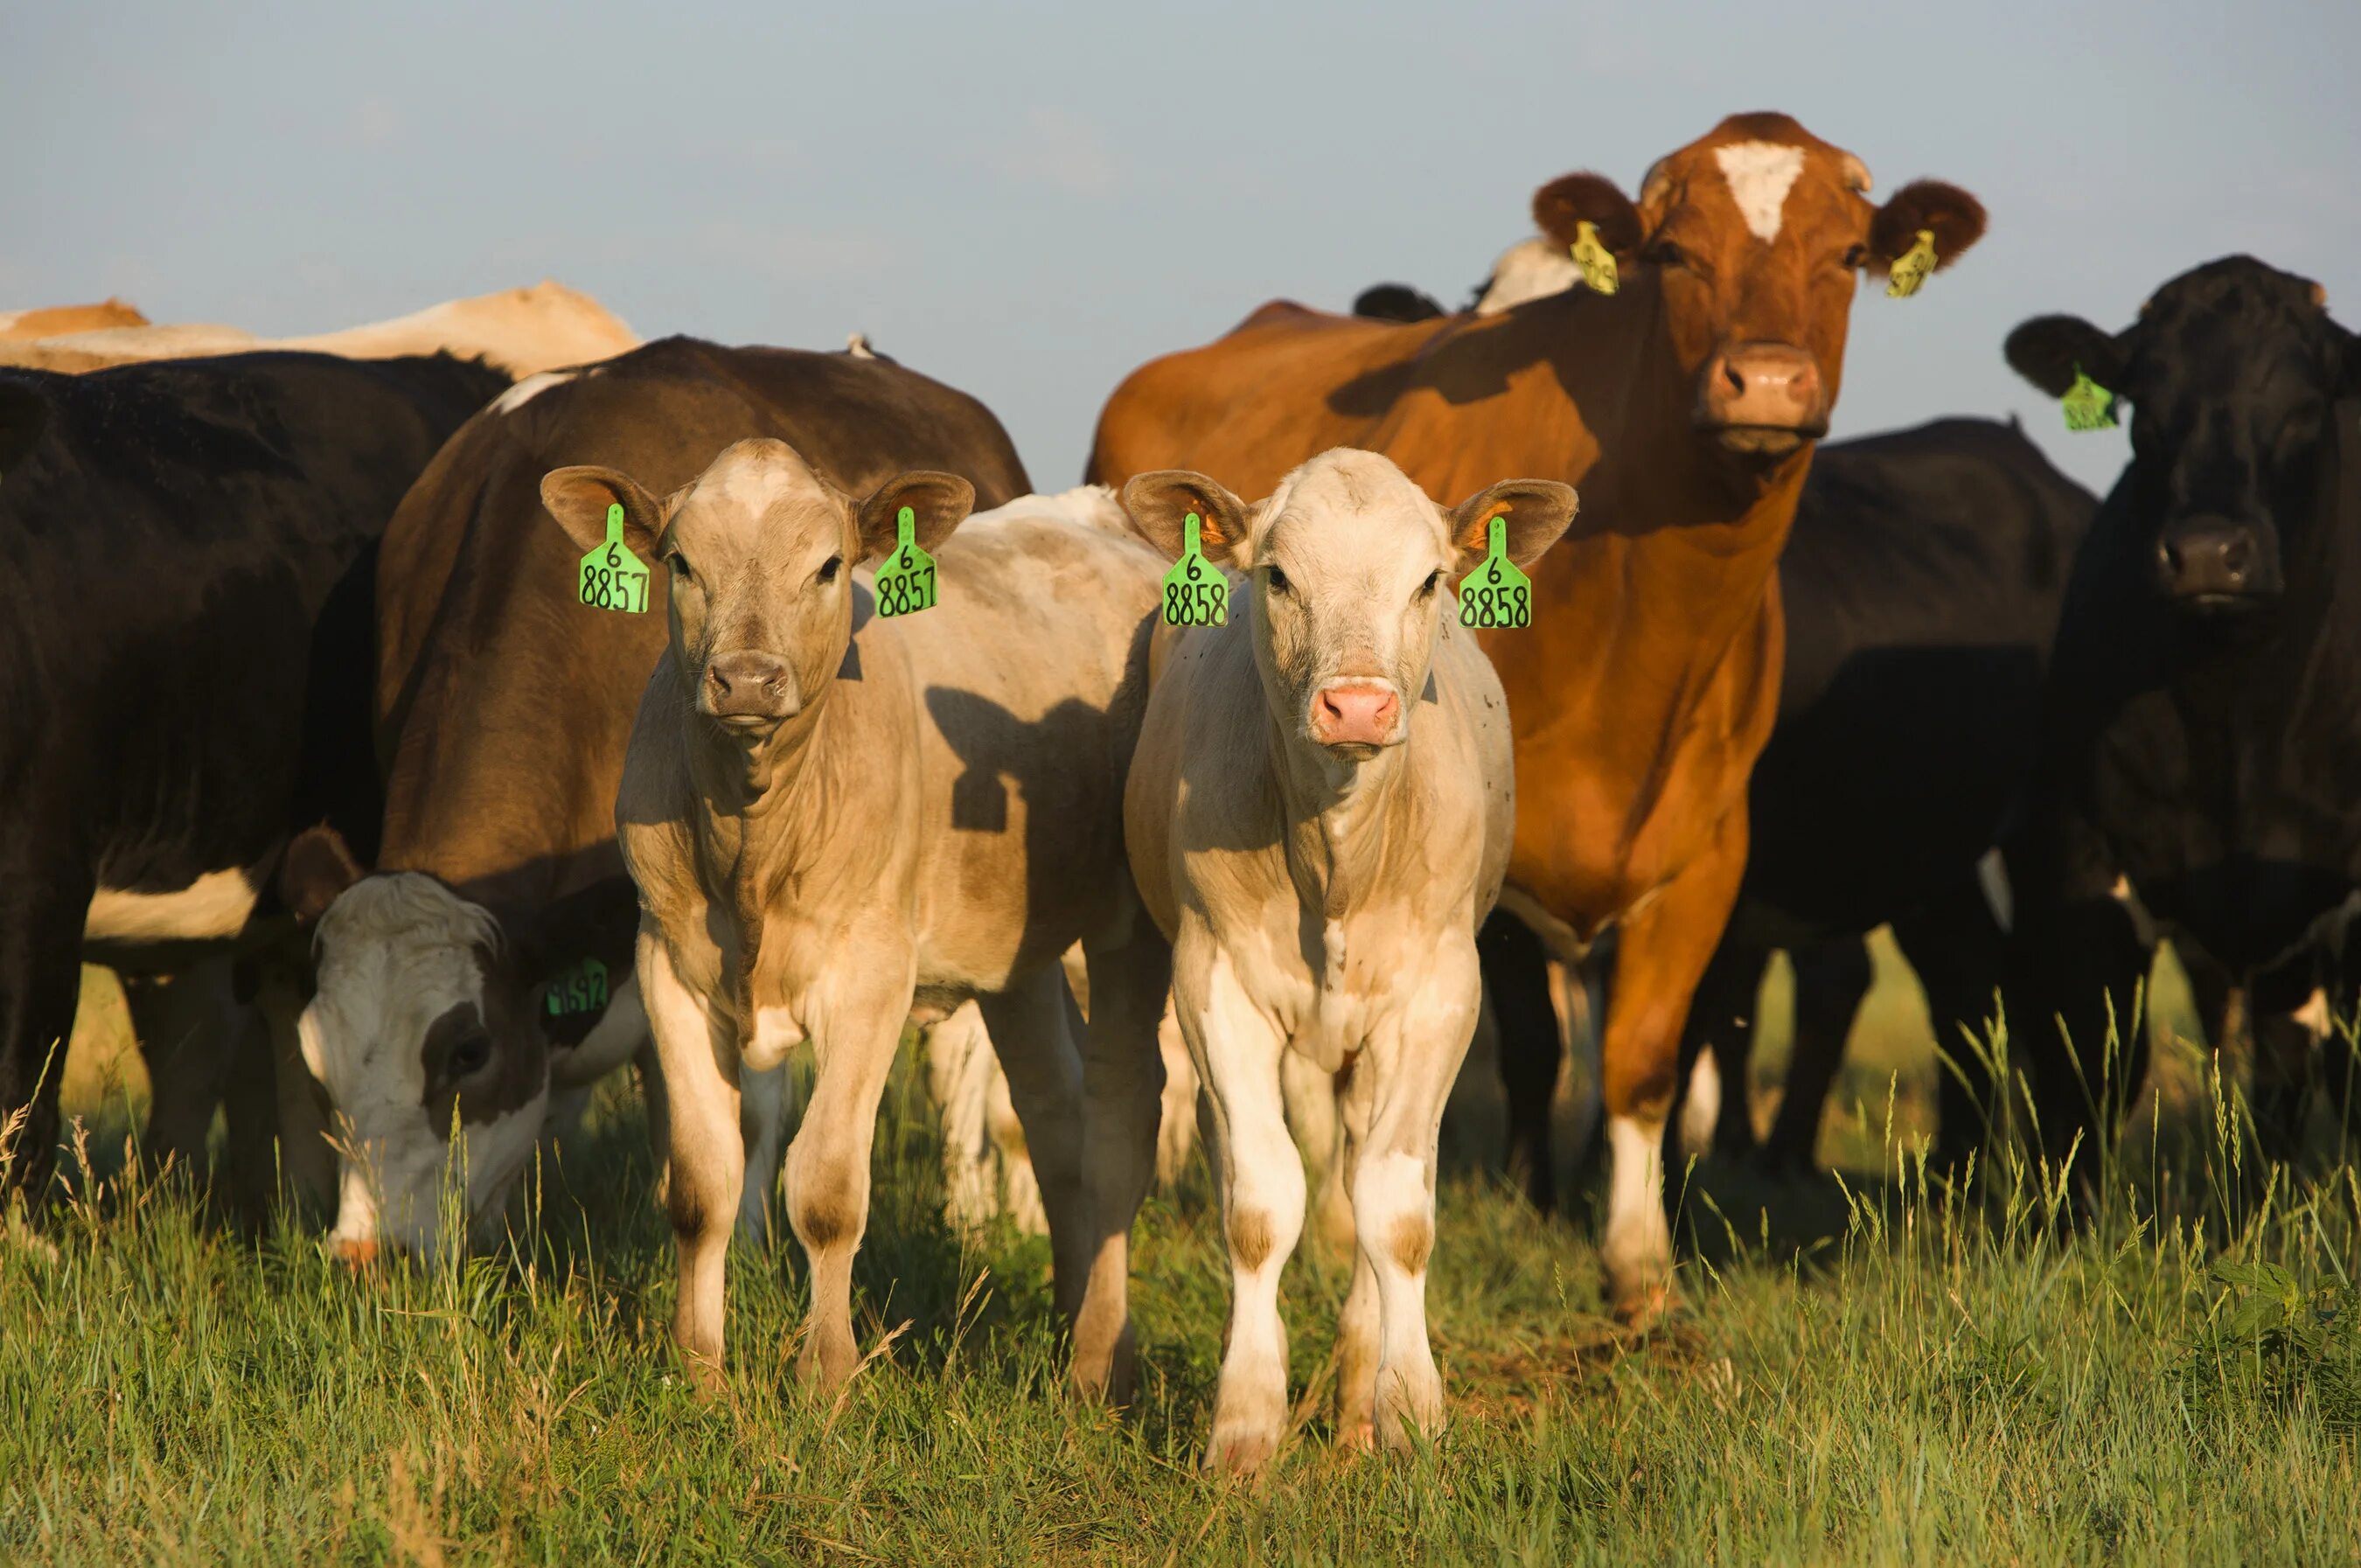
[638,931,745,1389]
[1480,910,1562,1210]
[786,982,910,1390]
[1067,922,1172,1401]
[736,1063,792,1244]
[978,970,1090,1321]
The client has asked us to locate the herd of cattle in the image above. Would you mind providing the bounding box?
[5,111,2358,1470]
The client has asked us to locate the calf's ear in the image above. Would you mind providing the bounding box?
[542,465,665,558]
[1120,470,1253,565]
[1449,479,1580,573]
[0,380,50,478]
[278,826,365,924]
[856,470,974,563]
[1869,180,1987,274]
[2004,314,2126,398]
[1532,172,1643,257]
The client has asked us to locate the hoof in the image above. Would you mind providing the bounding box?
[1334,1418,1375,1453]
[1203,1426,1278,1476]
[1612,1282,1678,1334]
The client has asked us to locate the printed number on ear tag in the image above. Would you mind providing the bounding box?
[874,505,937,617]
[1161,512,1228,627]
[1885,228,1938,299]
[578,503,650,614]
[1571,220,1619,296]
[1459,516,1533,630]
[544,957,610,1019]
[2061,365,2120,432]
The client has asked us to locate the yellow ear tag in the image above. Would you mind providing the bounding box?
[1570,220,1619,296]
[1885,228,1937,298]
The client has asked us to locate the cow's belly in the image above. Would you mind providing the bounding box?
[84,868,261,944]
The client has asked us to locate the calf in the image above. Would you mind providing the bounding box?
[0,351,505,1202]
[1121,449,1576,1471]
[552,442,1170,1394]
[289,337,1035,1258]
[2002,257,2361,1165]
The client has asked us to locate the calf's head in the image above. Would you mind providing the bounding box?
[1532,112,1985,459]
[542,439,973,735]
[1123,449,1575,757]
[2008,256,2361,613]
[295,862,638,1260]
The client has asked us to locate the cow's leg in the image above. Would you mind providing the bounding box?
[2247,960,2327,1167]
[254,958,335,1215]
[1671,937,1761,1165]
[976,970,1090,1317]
[2013,895,2149,1180]
[0,860,89,1210]
[1333,1056,1380,1447]
[637,931,744,1389]
[635,1035,672,1213]
[923,1002,1001,1231]
[1599,815,1748,1327]
[1065,923,1171,1403]
[1891,877,2009,1176]
[1184,952,1301,1473]
[1480,910,1562,1211]
[1283,1049,1352,1258]
[736,1063,791,1244]
[984,1056,1048,1234]
[1759,939,1874,1174]
[122,961,242,1178]
[1154,996,1199,1186]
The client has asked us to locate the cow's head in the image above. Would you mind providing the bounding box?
[2007,256,2361,613]
[542,440,973,736]
[1533,112,1986,460]
[296,862,640,1260]
[1123,449,1575,758]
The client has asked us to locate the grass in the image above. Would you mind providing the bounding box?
[6,951,2361,1565]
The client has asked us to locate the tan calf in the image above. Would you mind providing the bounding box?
[546,444,1170,1394]
[1121,449,1576,1471]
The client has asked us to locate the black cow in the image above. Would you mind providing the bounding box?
[1484,418,2096,1202]
[0,351,506,1202]
[2001,256,2361,1168]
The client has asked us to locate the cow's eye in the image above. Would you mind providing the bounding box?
[1265,564,1291,595]
[666,551,696,585]
[1642,238,1689,269]
[449,1033,492,1078]
[1417,570,1443,599]
[1842,244,1869,269]
[816,554,842,586]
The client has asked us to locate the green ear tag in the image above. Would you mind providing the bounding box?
[1458,516,1533,630]
[873,504,937,617]
[1571,220,1619,296]
[2060,364,2120,432]
[1885,228,1938,298]
[1160,512,1228,627]
[578,503,650,614]
[543,957,610,1018]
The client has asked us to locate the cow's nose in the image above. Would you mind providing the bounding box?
[704,652,798,721]
[1696,343,1826,450]
[2156,520,2267,603]
[1309,681,1401,749]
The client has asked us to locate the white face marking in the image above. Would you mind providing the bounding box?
[1714,141,1807,243]
[85,869,258,942]
[491,367,577,415]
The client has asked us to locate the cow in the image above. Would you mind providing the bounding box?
[1999,256,2361,1173]
[1120,449,1574,1470]
[0,350,507,1205]
[1352,238,1577,325]
[548,440,1171,1397]
[0,281,637,379]
[280,336,1038,1261]
[0,298,149,340]
[1088,111,1986,1321]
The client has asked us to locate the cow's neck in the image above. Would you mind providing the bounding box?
[1271,717,1412,923]
[683,687,847,925]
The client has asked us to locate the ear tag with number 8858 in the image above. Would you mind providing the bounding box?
[578,503,650,614]
[1160,512,1228,626]
[873,505,937,617]
[1459,516,1533,630]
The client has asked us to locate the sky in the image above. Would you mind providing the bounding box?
[6,1,2357,497]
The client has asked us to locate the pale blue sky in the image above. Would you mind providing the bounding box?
[6,2,2355,495]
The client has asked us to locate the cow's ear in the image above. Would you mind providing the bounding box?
[0,380,51,477]
[542,465,664,557]
[2005,314,2126,399]
[1448,479,1580,574]
[1532,172,1644,258]
[1121,470,1253,566]
[1870,180,1987,275]
[278,826,365,924]
[855,470,973,565]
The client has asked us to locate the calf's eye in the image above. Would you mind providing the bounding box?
[1417,570,1442,598]
[817,555,843,586]
[1265,565,1292,595]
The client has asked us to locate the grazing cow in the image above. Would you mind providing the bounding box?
[0,298,148,340]
[0,351,506,1202]
[552,443,1170,1395]
[2000,257,2361,1167]
[0,281,637,378]
[1122,449,1575,1470]
[282,337,1035,1259]
[1089,112,1986,1320]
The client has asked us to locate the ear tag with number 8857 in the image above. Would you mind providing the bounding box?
[578,503,650,614]
[1160,511,1228,626]
[873,505,937,617]
[1459,515,1533,630]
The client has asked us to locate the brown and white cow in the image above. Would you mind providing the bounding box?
[551,441,1171,1395]
[1122,449,1574,1469]
[1089,112,1984,1321]
[289,337,1034,1260]
[0,297,148,340]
